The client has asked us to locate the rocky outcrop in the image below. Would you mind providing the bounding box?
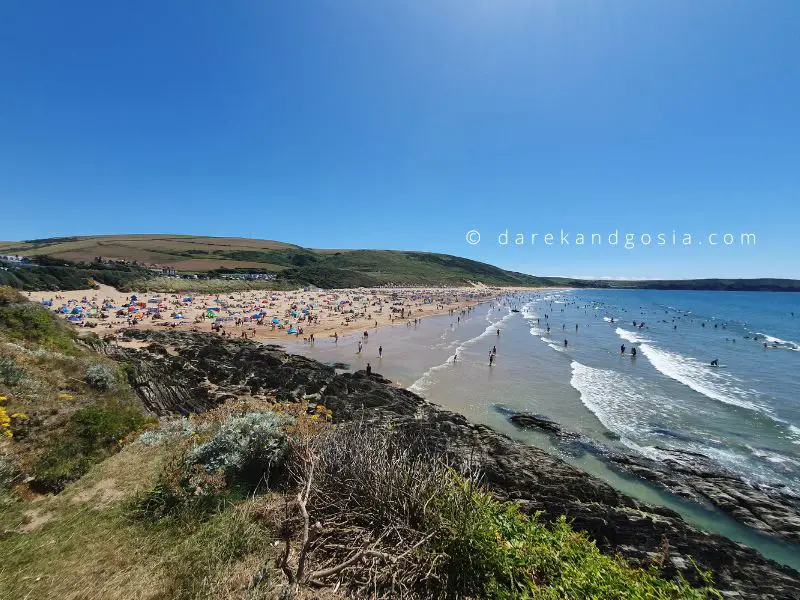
[111,330,800,600]
[509,411,800,545]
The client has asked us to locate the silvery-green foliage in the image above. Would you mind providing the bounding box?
[185,412,288,486]
[138,417,206,446]
[84,363,117,391]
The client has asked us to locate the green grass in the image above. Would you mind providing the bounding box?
[0,443,277,600]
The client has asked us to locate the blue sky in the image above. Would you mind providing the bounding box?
[1,1,798,279]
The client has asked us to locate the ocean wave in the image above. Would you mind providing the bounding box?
[615,327,651,344]
[637,343,768,414]
[569,361,652,441]
[754,332,800,351]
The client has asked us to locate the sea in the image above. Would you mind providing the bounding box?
[282,289,800,569]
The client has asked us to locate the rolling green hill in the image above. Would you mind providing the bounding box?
[1,234,798,291]
[0,235,545,290]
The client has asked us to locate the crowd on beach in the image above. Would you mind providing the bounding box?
[29,284,504,344]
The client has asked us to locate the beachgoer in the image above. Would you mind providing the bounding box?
[620,344,626,354]
[378,345,383,357]
[366,362,372,375]
[631,347,637,357]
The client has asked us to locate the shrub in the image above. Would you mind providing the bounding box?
[84,363,117,391]
[0,357,23,386]
[185,411,288,489]
[131,411,289,521]
[129,447,228,521]
[0,302,75,352]
[33,401,154,492]
[291,423,719,599]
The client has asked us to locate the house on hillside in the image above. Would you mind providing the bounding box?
[0,254,31,265]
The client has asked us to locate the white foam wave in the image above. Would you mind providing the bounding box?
[569,361,651,441]
[638,343,768,414]
[615,327,650,344]
[755,332,800,351]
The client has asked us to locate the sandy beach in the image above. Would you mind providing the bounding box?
[26,284,554,344]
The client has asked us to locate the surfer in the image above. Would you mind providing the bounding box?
[710,359,719,367]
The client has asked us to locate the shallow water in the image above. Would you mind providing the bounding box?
[280,290,800,570]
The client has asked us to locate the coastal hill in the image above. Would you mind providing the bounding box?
[1,234,799,291]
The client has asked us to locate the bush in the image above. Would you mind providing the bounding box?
[84,363,117,391]
[186,411,288,489]
[33,401,154,492]
[0,357,23,386]
[294,424,719,599]
[0,303,75,352]
[131,411,289,521]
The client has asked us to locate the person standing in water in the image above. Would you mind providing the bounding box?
[620,344,626,354]
[378,345,383,358]
[631,347,637,358]
[489,352,495,366]
[366,362,372,375]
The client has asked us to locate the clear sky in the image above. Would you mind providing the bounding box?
[1,1,798,279]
